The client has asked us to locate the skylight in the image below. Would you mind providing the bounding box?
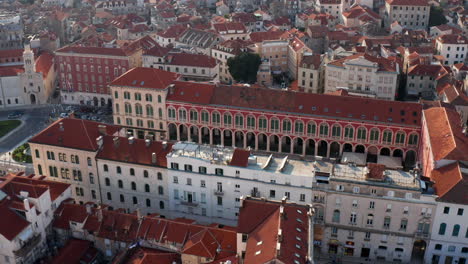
[255,250,262,255]
[257,241,263,246]
[296,228,302,232]
[296,218,303,223]
[297,209,302,214]
[295,244,301,249]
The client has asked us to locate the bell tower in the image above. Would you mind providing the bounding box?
[23,44,36,74]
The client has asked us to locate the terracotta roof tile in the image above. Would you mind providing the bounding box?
[110,67,180,89]
[51,239,98,264]
[165,52,217,68]
[431,162,468,204]
[386,0,429,6]
[0,199,30,241]
[229,149,251,167]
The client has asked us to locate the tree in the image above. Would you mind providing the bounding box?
[429,6,447,27]
[227,53,262,83]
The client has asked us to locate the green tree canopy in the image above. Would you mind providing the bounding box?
[429,6,448,27]
[227,52,262,84]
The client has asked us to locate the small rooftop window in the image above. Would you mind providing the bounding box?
[255,250,261,255]
[324,107,328,112]
[297,209,302,214]
[296,228,302,232]
[311,106,317,111]
[298,105,303,110]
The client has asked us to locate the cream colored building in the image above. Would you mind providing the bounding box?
[211,39,251,84]
[252,40,289,74]
[324,53,399,100]
[109,67,180,140]
[297,54,324,93]
[29,118,122,204]
[384,0,430,30]
[435,34,468,65]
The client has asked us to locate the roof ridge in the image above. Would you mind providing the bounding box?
[442,107,458,149]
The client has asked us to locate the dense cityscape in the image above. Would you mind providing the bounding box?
[0,0,466,263]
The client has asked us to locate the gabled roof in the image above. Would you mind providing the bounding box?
[56,46,132,57]
[328,53,398,72]
[35,52,54,78]
[249,30,284,43]
[0,199,30,241]
[165,52,217,68]
[431,162,468,204]
[29,118,121,151]
[110,67,180,89]
[436,34,468,45]
[51,239,98,264]
[423,106,468,161]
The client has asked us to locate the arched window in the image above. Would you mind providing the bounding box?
[143,170,149,178]
[124,103,132,114]
[135,104,143,116]
[270,118,279,132]
[344,126,354,140]
[331,124,341,138]
[158,186,164,195]
[307,122,316,136]
[124,91,130,99]
[247,115,256,129]
[294,120,304,135]
[439,223,447,235]
[133,196,138,204]
[145,184,150,192]
[332,210,340,223]
[370,128,379,143]
[178,109,187,121]
[115,103,120,114]
[319,123,329,137]
[357,127,366,141]
[157,172,163,180]
[120,194,125,203]
[105,178,110,186]
[395,131,406,145]
[87,157,92,166]
[118,180,123,188]
[167,108,176,120]
[103,164,108,172]
[130,168,135,176]
[38,164,43,175]
[282,119,291,133]
[89,173,94,184]
[223,113,232,126]
[35,149,40,158]
[408,133,418,146]
[190,109,198,122]
[382,130,393,144]
[146,199,151,207]
[235,114,244,128]
[146,105,154,117]
[258,117,267,131]
[159,201,165,209]
[452,224,460,237]
[201,110,209,123]
[131,182,136,190]
[212,112,221,125]
[116,166,121,174]
[107,192,112,200]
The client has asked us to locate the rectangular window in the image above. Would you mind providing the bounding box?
[199,166,207,174]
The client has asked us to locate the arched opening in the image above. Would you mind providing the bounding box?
[213,128,221,145]
[100,98,106,107]
[330,142,340,158]
[405,150,417,168]
[190,126,199,142]
[30,94,36,104]
[281,136,291,153]
[179,124,188,141]
[93,97,98,106]
[343,143,353,152]
[246,132,255,149]
[305,139,315,156]
[355,145,365,153]
[393,149,403,157]
[367,146,378,163]
[411,240,426,263]
[201,127,210,144]
[269,135,279,152]
[317,141,328,157]
[168,123,177,141]
[293,137,303,155]
[107,98,112,108]
[257,133,267,150]
[380,147,391,156]
[235,131,244,148]
[223,130,232,147]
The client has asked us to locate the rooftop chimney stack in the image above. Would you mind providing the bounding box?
[145,139,151,147]
[151,152,157,164]
[98,125,107,135]
[113,137,120,147]
[162,141,168,150]
[128,136,135,144]
[96,136,103,148]
[97,206,103,222]
[85,203,92,214]
[59,122,64,131]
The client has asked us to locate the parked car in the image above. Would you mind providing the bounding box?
[8,111,24,119]
[59,113,68,118]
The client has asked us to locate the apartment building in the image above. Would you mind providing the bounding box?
[175,28,219,55]
[110,67,180,140]
[324,53,399,100]
[288,37,312,79]
[435,34,468,65]
[29,118,122,204]
[0,174,71,264]
[211,39,251,84]
[297,53,324,93]
[144,52,219,81]
[55,45,142,106]
[165,142,318,226]
[96,136,173,216]
[213,22,249,41]
[254,40,289,73]
[0,13,23,50]
[406,64,451,99]
[384,0,430,30]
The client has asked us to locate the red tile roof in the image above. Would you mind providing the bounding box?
[165,52,217,68]
[55,46,132,57]
[29,118,121,151]
[301,54,322,69]
[249,30,285,43]
[168,82,422,126]
[386,0,429,5]
[407,64,450,80]
[158,24,188,38]
[431,162,468,204]
[110,67,180,89]
[328,53,398,72]
[436,34,468,45]
[112,247,180,264]
[35,52,54,78]
[213,22,247,34]
[96,136,172,167]
[143,44,172,57]
[423,106,468,161]
[51,239,98,264]
[53,203,89,230]
[1,174,70,201]
[229,149,251,167]
[0,65,23,76]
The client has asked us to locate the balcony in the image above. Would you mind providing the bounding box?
[180,201,198,207]
[414,232,430,239]
[313,198,325,204]
[14,234,42,257]
[214,190,224,196]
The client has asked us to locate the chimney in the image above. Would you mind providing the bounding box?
[151,152,157,164]
[239,195,246,208]
[128,136,135,145]
[113,137,120,147]
[85,203,92,214]
[145,139,151,147]
[59,122,64,131]
[162,141,168,150]
[169,84,175,95]
[136,208,142,219]
[97,206,103,222]
[98,125,107,135]
[23,198,30,211]
[96,136,103,148]
[281,196,288,204]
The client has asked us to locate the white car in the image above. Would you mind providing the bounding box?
[59,113,68,118]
